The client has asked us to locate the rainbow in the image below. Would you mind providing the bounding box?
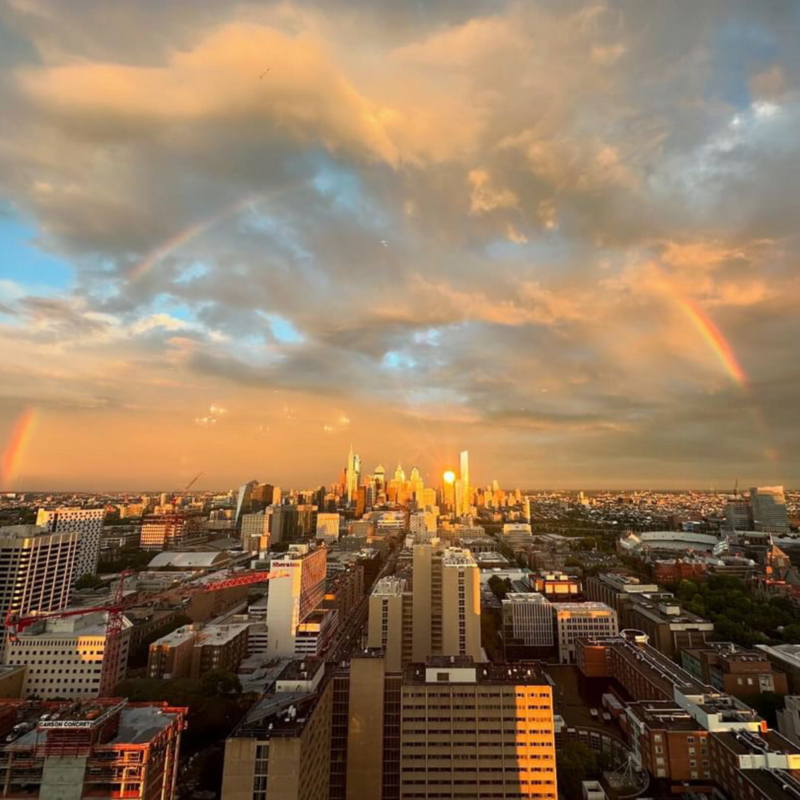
[128,195,263,282]
[673,296,748,388]
[1,407,38,488]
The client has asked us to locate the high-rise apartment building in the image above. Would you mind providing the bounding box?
[0,524,79,620]
[4,611,131,700]
[266,544,327,657]
[750,486,789,533]
[367,577,411,671]
[398,659,558,799]
[36,506,105,579]
[411,544,481,662]
[222,660,332,800]
[241,510,270,552]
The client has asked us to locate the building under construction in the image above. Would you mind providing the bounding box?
[0,698,186,799]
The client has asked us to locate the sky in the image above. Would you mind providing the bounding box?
[0,0,799,491]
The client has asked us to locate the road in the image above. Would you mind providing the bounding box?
[325,545,399,664]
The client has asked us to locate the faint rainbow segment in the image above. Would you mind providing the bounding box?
[127,195,263,282]
[1,407,38,488]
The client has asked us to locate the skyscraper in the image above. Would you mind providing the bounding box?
[457,450,469,516]
[0,525,79,620]
[411,544,481,662]
[750,486,790,533]
[345,444,361,505]
[36,506,105,579]
[234,480,258,526]
[266,544,327,658]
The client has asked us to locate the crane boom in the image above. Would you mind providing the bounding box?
[4,569,288,697]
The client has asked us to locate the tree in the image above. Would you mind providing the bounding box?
[74,573,104,590]
[488,576,513,600]
[199,670,242,696]
[557,742,598,797]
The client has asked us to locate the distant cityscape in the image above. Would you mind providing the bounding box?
[0,447,797,798]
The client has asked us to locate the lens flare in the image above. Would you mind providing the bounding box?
[443,470,456,484]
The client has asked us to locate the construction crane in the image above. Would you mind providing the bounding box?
[4,569,288,698]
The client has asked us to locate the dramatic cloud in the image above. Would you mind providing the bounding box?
[0,0,799,489]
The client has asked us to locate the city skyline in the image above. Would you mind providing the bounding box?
[2,2,800,491]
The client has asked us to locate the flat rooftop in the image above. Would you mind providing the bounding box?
[404,658,548,686]
[626,701,702,732]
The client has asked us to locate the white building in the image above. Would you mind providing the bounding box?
[552,602,618,664]
[502,593,554,648]
[37,507,105,579]
[4,611,131,700]
[0,525,79,619]
[502,522,533,548]
[241,511,270,553]
[266,544,327,658]
[316,512,341,542]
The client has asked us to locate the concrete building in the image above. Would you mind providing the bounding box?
[0,699,185,800]
[682,642,789,698]
[622,593,713,659]
[399,658,558,799]
[0,666,25,699]
[777,695,800,747]
[4,611,131,700]
[140,512,203,550]
[585,573,658,614]
[36,506,105,579]
[266,544,327,658]
[0,524,79,621]
[294,608,338,657]
[241,510,270,553]
[147,623,250,679]
[221,660,332,800]
[750,485,790,533]
[501,592,554,660]
[552,602,618,664]
[411,544,481,662]
[367,577,410,671]
[756,644,800,693]
[502,522,533,549]
[531,571,582,600]
[316,512,341,542]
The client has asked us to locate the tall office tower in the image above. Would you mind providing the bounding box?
[36,506,105,579]
[457,450,469,516]
[411,544,481,662]
[235,480,258,526]
[524,495,532,522]
[373,464,386,500]
[266,544,327,657]
[240,510,270,553]
[316,512,341,542]
[251,482,274,511]
[4,611,131,699]
[345,444,361,505]
[367,577,411,671]
[399,659,558,800]
[297,504,318,539]
[725,497,751,531]
[750,486,789,532]
[272,486,282,505]
[355,485,367,517]
[0,525,79,620]
[270,504,298,545]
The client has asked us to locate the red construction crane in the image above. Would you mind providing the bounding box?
[4,569,288,697]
